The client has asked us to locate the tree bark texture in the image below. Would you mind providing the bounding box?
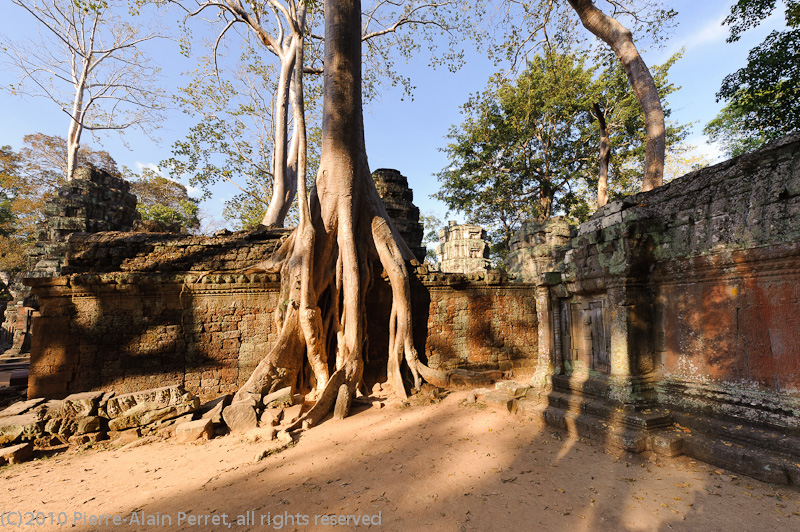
[593,102,610,207]
[568,0,665,191]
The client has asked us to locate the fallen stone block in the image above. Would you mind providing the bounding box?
[0,414,43,445]
[61,391,105,418]
[484,391,517,413]
[238,392,262,407]
[263,387,292,408]
[222,402,258,433]
[0,442,34,465]
[109,428,141,445]
[102,385,191,419]
[0,398,46,419]
[75,416,103,435]
[495,380,530,397]
[175,418,214,443]
[36,400,64,420]
[200,395,232,424]
[68,432,107,447]
[107,398,200,431]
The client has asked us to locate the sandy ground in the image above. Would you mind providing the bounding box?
[1,390,799,532]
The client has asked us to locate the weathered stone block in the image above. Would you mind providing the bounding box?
[0,414,43,445]
[200,395,232,424]
[102,385,190,419]
[259,408,283,427]
[263,387,292,408]
[222,402,258,433]
[75,416,102,435]
[0,398,46,419]
[175,418,213,443]
[61,391,104,418]
[0,442,34,465]
[107,398,199,431]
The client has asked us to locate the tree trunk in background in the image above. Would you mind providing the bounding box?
[593,102,610,207]
[568,0,665,191]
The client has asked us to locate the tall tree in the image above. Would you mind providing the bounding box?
[174,0,465,228]
[704,0,799,156]
[436,50,596,256]
[566,0,666,191]
[2,0,167,180]
[228,0,482,423]
[474,0,675,193]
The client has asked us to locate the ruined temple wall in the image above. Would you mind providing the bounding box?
[559,133,800,426]
[26,230,539,400]
[26,274,281,401]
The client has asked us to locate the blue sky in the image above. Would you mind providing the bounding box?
[0,1,789,230]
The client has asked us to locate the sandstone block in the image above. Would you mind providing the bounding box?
[259,408,283,427]
[75,416,102,435]
[61,391,105,418]
[263,387,292,408]
[68,432,106,446]
[484,391,517,413]
[0,398,46,419]
[0,442,34,465]
[102,385,190,419]
[109,428,141,444]
[175,418,213,443]
[0,414,43,445]
[222,402,258,433]
[200,395,232,424]
[107,398,200,431]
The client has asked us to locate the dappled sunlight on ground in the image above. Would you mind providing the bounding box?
[1,390,798,531]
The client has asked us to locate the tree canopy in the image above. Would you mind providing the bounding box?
[436,47,687,260]
[705,0,800,157]
[127,168,201,232]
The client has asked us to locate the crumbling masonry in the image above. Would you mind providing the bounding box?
[10,135,800,487]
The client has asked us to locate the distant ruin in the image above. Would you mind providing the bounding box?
[437,221,492,274]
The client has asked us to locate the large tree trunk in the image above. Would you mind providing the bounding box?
[593,102,610,207]
[232,0,501,428]
[234,0,423,426]
[261,43,298,227]
[568,0,665,191]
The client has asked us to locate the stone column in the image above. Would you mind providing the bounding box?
[530,285,555,389]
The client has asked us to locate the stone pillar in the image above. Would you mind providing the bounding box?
[530,285,554,389]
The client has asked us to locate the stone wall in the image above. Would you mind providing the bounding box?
[528,133,800,485]
[26,230,539,401]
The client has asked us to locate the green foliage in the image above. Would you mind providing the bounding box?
[436,50,597,252]
[418,210,445,264]
[436,47,688,252]
[708,0,800,155]
[436,48,685,226]
[127,167,200,232]
[704,103,771,158]
[162,44,321,228]
[587,52,688,206]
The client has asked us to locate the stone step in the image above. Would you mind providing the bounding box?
[673,410,800,457]
[533,389,673,431]
[679,428,800,487]
[517,398,681,456]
